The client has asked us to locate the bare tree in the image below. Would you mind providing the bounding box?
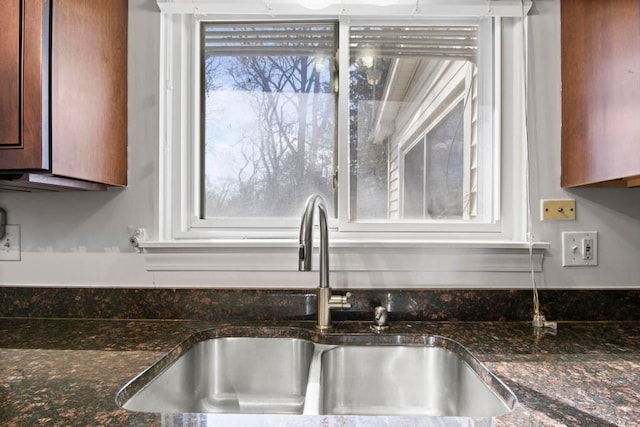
[203,53,335,217]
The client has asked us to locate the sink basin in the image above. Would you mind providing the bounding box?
[117,332,516,419]
[320,339,516,417]
[119,337,315,414]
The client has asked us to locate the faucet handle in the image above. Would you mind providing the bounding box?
[328,291,351,309]
[343,291,352,309]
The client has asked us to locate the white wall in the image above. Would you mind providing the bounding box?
[0,0,638,288]
[0,0,159,287]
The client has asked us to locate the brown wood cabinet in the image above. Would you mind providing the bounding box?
[560,0,640,188]
[0,0,127,191]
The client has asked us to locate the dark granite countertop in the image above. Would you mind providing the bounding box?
[0,318,638,426]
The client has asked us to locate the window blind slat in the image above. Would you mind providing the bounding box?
[350,49,477,61]
[203,22,336,56]
[203,47,335,56]
[350,26,478,60]
[351,28,478,39]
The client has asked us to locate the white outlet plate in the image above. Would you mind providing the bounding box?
[562,231,597,267]
[0,224,21,261]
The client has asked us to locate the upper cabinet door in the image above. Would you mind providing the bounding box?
[0,0,21,147]
[51,0,127,186]
[561,0,640,187]
[0,0,47,170]
[0,0,127,189]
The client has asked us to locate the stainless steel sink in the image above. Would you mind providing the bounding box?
[117,333,516,419]
[120,337,315,414]
[320,339,516,417]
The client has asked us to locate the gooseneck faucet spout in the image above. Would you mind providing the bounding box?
[298,194,351,330]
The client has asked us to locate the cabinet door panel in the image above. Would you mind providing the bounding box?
[0,0,21,147]
[561,0,640,186]
[51,0,127,186]
[0,0,47,170]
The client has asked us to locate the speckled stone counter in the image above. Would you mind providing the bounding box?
[2,288,639,321]
[0,318,638,426]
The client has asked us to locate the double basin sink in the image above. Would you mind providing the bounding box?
[116,328,516,418]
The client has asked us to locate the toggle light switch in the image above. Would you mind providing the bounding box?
[562,231,597,266]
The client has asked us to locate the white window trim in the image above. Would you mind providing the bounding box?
[156,0,532,19]
[148,2,547,282]
[159,15,515,239]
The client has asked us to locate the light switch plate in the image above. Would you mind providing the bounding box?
[562,231,597,267]
[0,224,21,261]
[541,199,576,221]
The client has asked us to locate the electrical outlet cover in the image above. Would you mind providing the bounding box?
[541,199,576,221]
[0,224,21,261]
[562,231,597,267]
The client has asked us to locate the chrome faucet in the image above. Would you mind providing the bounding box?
[298,194,351,330]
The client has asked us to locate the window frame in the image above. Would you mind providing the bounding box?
[157,12,527,245]
[198,21,339,226]
[339,19,494,234]
[336,18,499,235]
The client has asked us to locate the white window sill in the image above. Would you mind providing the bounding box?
[139,239,548,250]
[139,239,549,278]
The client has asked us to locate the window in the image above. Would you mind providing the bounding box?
[346,24,483,227]
[157,3,530,244]
[198,21,490,230]
[201,23,337,220]
[402,101,466,220]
